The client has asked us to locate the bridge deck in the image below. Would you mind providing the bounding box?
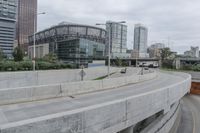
[0,72,185,127]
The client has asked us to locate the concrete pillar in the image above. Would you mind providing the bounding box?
[129,61,131,66]
[120,126,134,133]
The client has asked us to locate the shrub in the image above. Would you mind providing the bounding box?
[192,64,200,71]
[3,61,16,71]
[181,64,193,70]
[13,47,24,62]
[0,60,72,72]
[20,61,33,70]
[36,61,53,70]
[162,60,174,69]
[42,53,58,63]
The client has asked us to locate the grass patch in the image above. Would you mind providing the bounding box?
[94,72,116,80]
[160,68,198,72]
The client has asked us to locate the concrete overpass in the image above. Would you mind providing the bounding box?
[0,67,191,133]
[175,58,200,69]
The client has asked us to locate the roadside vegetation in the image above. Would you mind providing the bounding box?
[0,47,73,72]
[94,72,116,80]
[160,48,200,72]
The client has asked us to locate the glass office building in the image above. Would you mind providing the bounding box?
[106,21,129,58]
[57,39,105,67]
[134,24,148,58]
[28,22,106,67]
[16,0,37,52]
[0,0,17,57]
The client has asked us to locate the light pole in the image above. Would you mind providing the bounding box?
[96,21,126,78]
[33,12,46,71]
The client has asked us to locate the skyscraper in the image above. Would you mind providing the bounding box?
[134,24,148,58]
[17,0,37,52]
[106,21,129,58]
[0,0,17,57]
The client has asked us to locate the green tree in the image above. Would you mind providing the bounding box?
[0,48,4,61]
[13,47,24,62]
[116,57,122,66]
[42,53,58,63]
[160,48,172,61]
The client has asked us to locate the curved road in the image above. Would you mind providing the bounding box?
[175,94,200,133]
[0,72,187,126]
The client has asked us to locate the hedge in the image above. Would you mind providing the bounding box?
[0,61,72,72]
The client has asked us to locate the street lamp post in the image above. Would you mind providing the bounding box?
[33,12,46,71]
[96,21,126,78]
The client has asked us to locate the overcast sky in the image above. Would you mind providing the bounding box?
[38,0,200,54]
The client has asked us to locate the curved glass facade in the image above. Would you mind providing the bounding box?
[28,23,106,68]
[29,24,106,45]
[57,38,105,68]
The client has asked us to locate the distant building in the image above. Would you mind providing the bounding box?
[28,22,106,68]
[149,43,165,49]
[106,21,130,58]
[16,0,37,53]
[148,49,161,59]
[131,49,139,58]
[126,49,133,54]
[191,46,199,58]
[184,46,199,58]
[169,51,177,59]
[134,24,148,58]
[0,0,17,57]
[184,50,193,57]
[148,43,165,58]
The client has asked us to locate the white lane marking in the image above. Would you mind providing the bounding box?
[191,107,196,133]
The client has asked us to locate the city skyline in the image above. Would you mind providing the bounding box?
[38,0,200,54]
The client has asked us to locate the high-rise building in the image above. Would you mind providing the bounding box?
[16,0,37,53]
[134,24,148,58]
[0,0,17,57]
[106,21,130,58]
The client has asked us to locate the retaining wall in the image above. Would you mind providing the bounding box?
[140,102,180,133]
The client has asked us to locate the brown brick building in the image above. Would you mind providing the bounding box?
[16,0,37,53]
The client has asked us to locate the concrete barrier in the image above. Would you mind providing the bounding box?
[0,72,157,105]
[0,67,120,89]
[61,80,103,96]
[0,73,191,133]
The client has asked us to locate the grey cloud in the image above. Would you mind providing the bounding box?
[38,0,200,54]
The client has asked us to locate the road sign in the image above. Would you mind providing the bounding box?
[79,69,86,77]
[79,68,86,81]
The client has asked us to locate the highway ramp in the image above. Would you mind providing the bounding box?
[0,72,186,125]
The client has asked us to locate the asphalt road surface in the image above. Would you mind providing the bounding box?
[175,95,200,133]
